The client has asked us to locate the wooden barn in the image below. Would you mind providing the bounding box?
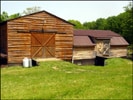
[0,10,74,65]
[73,30,129,65]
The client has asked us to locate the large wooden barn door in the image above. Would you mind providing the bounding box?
[31,33,55,58]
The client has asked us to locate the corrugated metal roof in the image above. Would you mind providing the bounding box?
[74,30,120,38]
[74,36,95,47]
[111,37,129,46]
[74,30,129,46]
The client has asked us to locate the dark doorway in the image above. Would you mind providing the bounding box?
[95,56,106,66]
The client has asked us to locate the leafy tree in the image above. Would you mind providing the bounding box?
[23,6,41,15]
[68,20,84,29]
[122,2,133,44]
[0,11,21,22]
[0,11,9,22]
[83,18,107,30]
[83,21,96,29]
[9,13,21,20]
[95,18,107,30]
[106,16,121,33]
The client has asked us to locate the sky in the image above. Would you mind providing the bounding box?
[1,1,131,23]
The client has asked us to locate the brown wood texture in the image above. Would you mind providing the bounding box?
[73,47,95,60]
[1,11,73,64]
[110,46,128,57]
[7,32,31,63]
[31,33,55,58]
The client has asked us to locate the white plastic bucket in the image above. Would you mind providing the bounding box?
[23,57,29,67]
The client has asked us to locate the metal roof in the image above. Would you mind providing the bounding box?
[74,30,120,38]
[111,37,129,46]
[74,30,129,46]
[74,36,95,47]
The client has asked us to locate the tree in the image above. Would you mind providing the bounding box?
[95,18,107,30]
[123,2,133,12]
[0,11,21,22]
[9,13,21,20]
[0,11,9,22]
[83,21,96,29]
[68,20,84,29]
[23,6,41,15]
[122,2,133,44]
[106,16,121,33]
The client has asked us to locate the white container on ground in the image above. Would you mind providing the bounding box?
[23,57,29,67]
[29,58,32,67]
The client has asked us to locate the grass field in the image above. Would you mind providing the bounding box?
[1,58,133,99]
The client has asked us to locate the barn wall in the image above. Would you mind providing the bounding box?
[7,11,73,64]
[23,12,73,60]
[7,21,31,63]
[110,46,128,57]
[55,27,73,60]
[73,47,95,60]
[26,12,73,60]
[33,12,73,60]
[0,23,7,54]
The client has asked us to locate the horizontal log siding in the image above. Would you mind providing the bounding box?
[7,31,31,63]
[7,16,33,63]
[55,31,73,60]
[110,46,128,57]
[73,47,95,60]
[7,11,73,63]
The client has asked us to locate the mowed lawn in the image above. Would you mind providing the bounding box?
[1,58,132,99]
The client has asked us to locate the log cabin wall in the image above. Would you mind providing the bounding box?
[110,46,128,57]
[54,13,73,59]
[73,47,95,60]
[6,11,73,64]
[7,20,31,64]
[0,23,7,54]
[73,47,95,65]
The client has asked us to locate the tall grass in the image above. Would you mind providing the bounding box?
[1,58,132,99]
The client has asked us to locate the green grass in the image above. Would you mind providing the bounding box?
[1,58,133,99]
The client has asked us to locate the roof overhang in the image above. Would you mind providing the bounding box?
[95,37,111,39]
[73,36,95,47]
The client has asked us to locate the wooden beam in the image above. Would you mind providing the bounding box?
[17,29,66,34]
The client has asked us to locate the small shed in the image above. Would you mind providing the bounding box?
[73,30,129,65]
[0,10,74,65]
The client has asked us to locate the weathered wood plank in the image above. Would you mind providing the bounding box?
[73,47,95,60]
[110,46,128,57]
